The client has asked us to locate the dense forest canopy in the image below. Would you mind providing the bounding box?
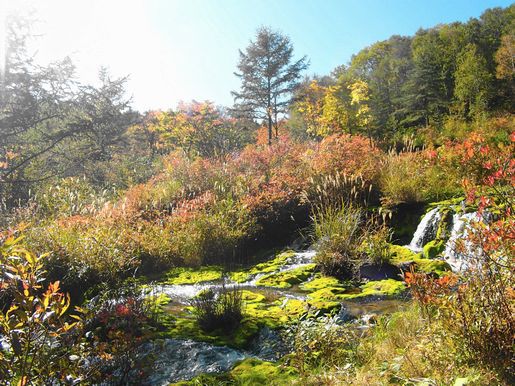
[290,5,514,141]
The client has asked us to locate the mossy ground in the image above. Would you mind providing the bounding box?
[165,266,223,285]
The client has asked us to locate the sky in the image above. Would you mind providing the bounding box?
[1,0,513,112]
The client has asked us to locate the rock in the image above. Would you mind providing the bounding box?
[359,262,402,281]
[145,338,246,384]
[335,304,354,323]
[247,327,288,361]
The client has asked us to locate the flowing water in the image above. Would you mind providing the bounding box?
[406,207,442,252]
[406,205,487,272]
[147,247,409,384]
[441,211,489,271]
[145,204,489,383]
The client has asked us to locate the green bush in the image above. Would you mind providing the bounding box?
[171,198,259,266]
[33,176,115,218]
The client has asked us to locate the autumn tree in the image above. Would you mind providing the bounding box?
[232,27,308,145]
[349,79,372,141]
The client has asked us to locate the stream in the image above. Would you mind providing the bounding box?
[146,202,482,384]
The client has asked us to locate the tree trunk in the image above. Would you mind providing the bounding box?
[268,112,273,146]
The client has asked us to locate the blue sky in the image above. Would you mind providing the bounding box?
[4,0,513,111]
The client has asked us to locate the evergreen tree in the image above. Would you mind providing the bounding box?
[232,27,308,145]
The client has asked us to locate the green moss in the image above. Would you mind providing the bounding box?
[389,244,421,264]
[299,274,344,291]
[173,358,297,385]
[355,279,406,298]
[229,250,296,283]
[414,258,451,276]
[245,297,308,328]
[166,266,223,285]
[426,197,467,216]
[145,292,171,309]
[307,279,406,302]
[422,240,445,259]
[306,287,347,313]
[161,309,260,349]
[230,358,297,385]
[240,290,265,303]
[254,264,316,288]
[229,270,253,283]
[387,244,449,276]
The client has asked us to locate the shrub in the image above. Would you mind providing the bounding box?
[82,279,158,383]
[33,176,115,219]
[190,285,244,334]
[0,232,84,384]
[311,134,382,184]
[361,223,394,266]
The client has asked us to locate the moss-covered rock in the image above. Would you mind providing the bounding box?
[229,250,296,283]
[355,279,406,298]
[245,297,308,328]
[415,258,451,276]
[422,239,445,259]
[161,309,260,349]
[307,279,406,303]
[389,244,421,264]
[299,274,344,291]
[388,244,450,276]
[165,266,223,285]
[254,264,316,288]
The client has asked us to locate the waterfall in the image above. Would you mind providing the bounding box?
[442,212,482,272]
[406,207,442,252]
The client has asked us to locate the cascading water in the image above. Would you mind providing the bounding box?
[442,211,482,272]
[405,204,487,272]
[406,207,442,252]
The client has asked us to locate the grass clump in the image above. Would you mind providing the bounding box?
[312,203,366,278]
[379,146,462,207]
[190,285,244,334]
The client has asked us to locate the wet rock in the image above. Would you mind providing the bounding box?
[146,338,247,384]
[335,304,354,323]
[359,262,402,281]
[247,327,289,361]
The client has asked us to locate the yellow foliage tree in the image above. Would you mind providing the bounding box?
[349,80,372,141]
